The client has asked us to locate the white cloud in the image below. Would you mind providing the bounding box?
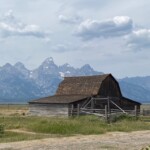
[58,15,82,24]
[0,10,50,39]
[125,29,150,51]
[52,44,68,52]
[75,16,133,40]
[0,1,150,78]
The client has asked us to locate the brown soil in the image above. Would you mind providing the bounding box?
[0,130,150,150]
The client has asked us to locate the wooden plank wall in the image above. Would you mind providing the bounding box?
[29,103,69,117]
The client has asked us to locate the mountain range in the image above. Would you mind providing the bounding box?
[0,57,149,103]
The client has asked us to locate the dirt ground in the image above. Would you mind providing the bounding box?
[0,130,150,150]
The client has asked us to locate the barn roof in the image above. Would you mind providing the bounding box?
[56,74,110,96]
[29,95,89,104]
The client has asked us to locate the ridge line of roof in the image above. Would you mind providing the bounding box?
[64,73,111,79]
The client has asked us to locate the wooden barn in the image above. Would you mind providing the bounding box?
[29,74,141,117]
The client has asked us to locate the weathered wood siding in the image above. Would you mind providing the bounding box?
[120,98,140,110]
[94,97,121,109]
[29,103,69,117]
[99,76,122,97]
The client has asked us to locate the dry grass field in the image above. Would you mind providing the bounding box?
[141,104,150,110]
[0,104,28,116]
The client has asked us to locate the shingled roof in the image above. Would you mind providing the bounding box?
[56,74,110,96]
[30,74,112,104]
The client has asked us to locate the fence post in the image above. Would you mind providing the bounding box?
[142,109,145,116]
[70,104,74,117]
[135,105,137,119]
[91,98,94,113]
[107,97,111,115]
[105,105,108,122]
[77,104,80,117]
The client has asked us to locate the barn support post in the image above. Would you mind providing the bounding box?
[77,104,80,117]
[135,105,137,119]
[68,104,70,116]
[107,96,111,115]
[105,105,108,123]
[91,98,94,113]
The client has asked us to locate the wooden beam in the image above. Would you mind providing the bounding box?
[82,98,93,108]
[105,105,108,122]
[92,98,109,100]
[135,105,137,119]
[80,110,105,117]
[80,108,105,111]
[70,104,74,116]
[77,104,80,117]
[107,96,110,115]
[110,100,126,114]
[80,97,91,108]
[91,99,94,113]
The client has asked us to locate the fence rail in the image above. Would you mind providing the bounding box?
[68,107,140,118]
[141,110,150,116]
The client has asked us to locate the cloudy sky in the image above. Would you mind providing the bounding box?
[0,0,150,78]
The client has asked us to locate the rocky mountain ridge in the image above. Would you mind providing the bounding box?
[0,57,102,103]
[0,57,149,103]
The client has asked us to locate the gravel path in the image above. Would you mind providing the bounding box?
[0,130,150,150]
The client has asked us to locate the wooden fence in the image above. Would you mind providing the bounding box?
[69,105,139,122]
[141,109,150,116]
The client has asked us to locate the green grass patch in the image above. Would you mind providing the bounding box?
[0,123,4,136]
[0,115,150,136]
[0,115,150,143]
[28,116,107,135]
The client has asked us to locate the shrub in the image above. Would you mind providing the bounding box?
[111,114,136,122]
[141,145,150,150]
[0,124,4,136]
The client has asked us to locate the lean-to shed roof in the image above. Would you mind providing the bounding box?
[29,95,89,104]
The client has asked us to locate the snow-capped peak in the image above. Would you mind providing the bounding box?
[59,72,65,77]
[45,57,54,63]
[41,57,55,67]
[64,63,71,67]
[66,71,70,74]
[29,71,33,78]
